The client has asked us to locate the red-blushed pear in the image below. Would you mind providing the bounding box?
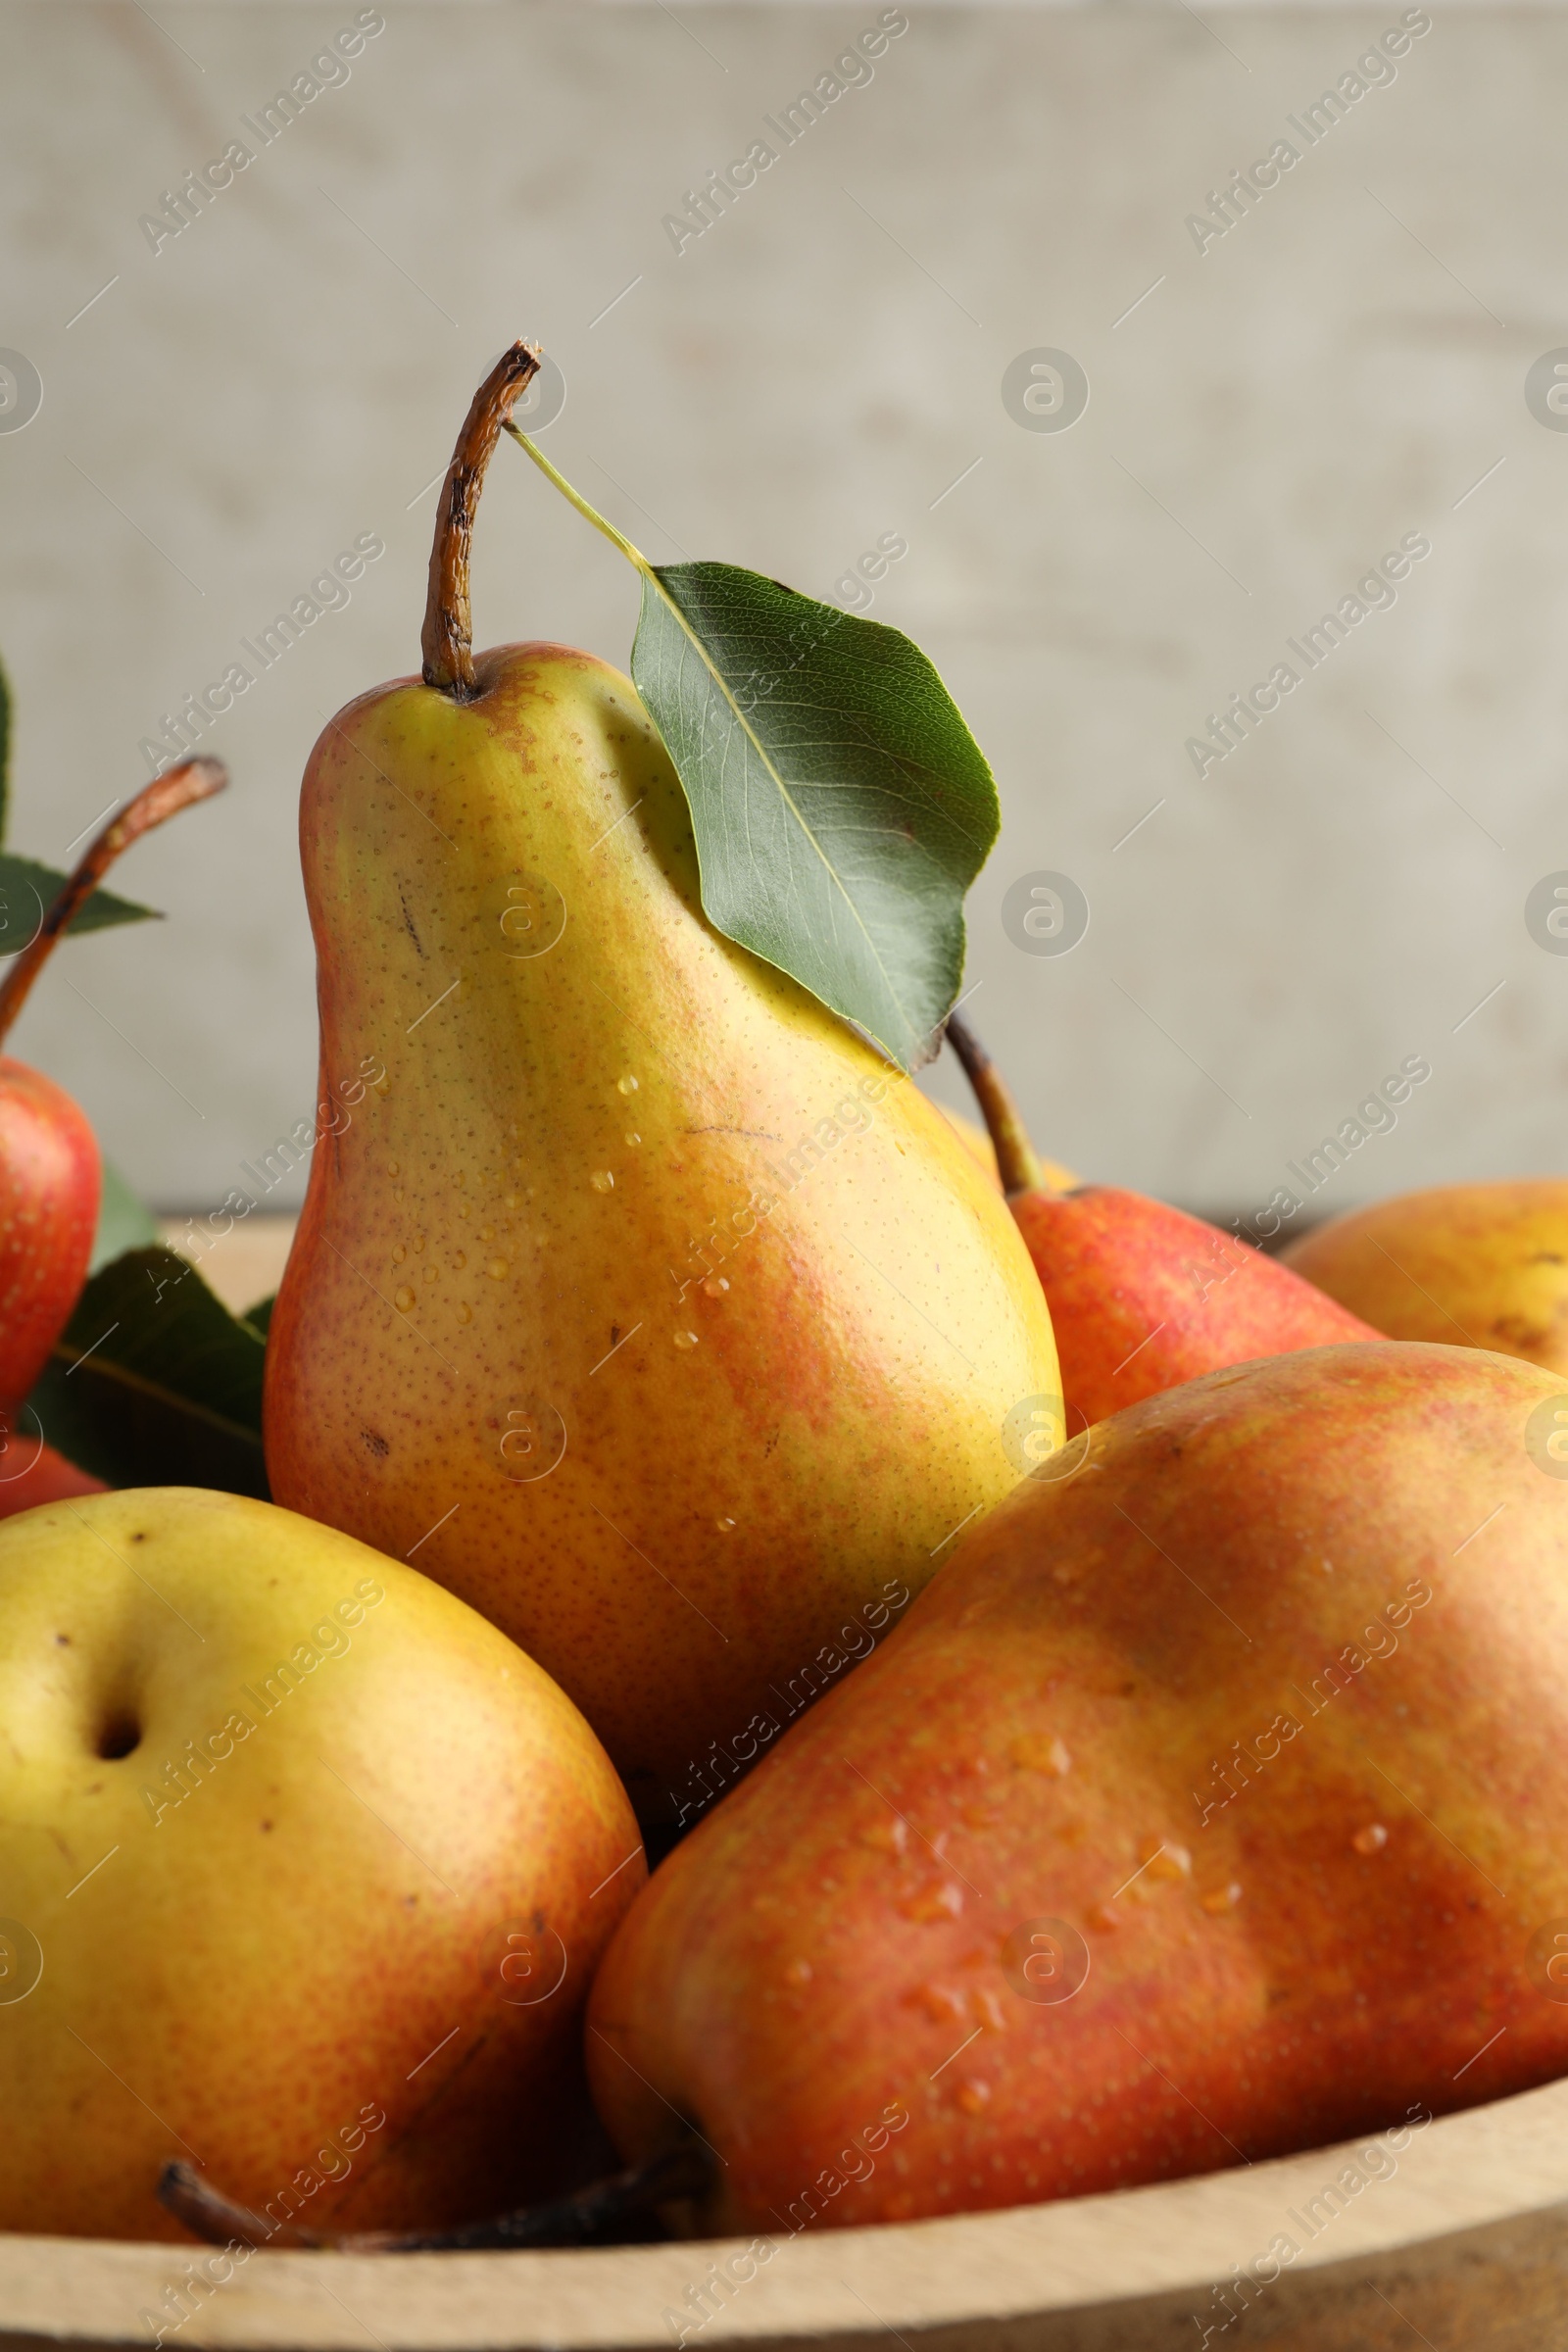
[262,347,1058,1819]
[589,1343,1568,2232]
[0,759,225,1475]
[945,1010,1374,1429]
[1283,1180,1568,1375]
[0,1487,643,2239]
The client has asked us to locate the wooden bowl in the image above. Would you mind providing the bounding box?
[6,2075,1566,2350]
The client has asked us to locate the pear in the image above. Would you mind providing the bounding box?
[1282,1180,1568,1374]
[264,348,1058,1819]
[946,1010,1372,1428]
[589,1342,1568,2231]
[936,1102,1002,1188]
[0,1487,642,2239]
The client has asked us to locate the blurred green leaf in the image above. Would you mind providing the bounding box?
[90,1158,160,1273]
[245,1294,276,1338]
[0,853,157,955]
[27,1246,269,1496]
[0,655,157,924]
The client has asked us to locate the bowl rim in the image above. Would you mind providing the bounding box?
[4,2073,1567,2350]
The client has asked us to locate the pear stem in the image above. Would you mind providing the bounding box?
[944,1008,1054,1200]
[0,757,226,1053]
[421,341,542,698]
[504,422,656,580]
[157,2140,710,2253]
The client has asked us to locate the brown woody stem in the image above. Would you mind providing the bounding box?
[421,341,542,697]
[944,1008,1054,1200]
[158,2141,710,2254]
[0,757,226,1052]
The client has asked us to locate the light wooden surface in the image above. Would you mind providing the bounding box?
[5,2075,1568,2351]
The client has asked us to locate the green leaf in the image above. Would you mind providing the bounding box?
[90,1158,160,1274]
[26,1246,269,1497]
[245,1294,276,1338]
[506,429,1000,1073]
[0,853,158,955]
[630,564,998,1067]
[0,651,10,847]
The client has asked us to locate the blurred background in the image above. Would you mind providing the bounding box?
[2,0,1562,1238]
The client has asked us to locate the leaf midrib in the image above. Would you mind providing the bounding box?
[650,578,914,1049]
[48,1341,264,1449]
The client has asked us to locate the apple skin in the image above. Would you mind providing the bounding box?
[0,1439,104,1515]
[0,1487,643,2239]
[1012,1184,1374,1428]
[590,1344,1568,2233]
[0,1055,99,1408]
[1282,1179,1568,1374]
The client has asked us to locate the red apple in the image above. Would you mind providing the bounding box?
[0,760,225,1473]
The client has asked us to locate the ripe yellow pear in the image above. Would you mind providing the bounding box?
[935,1101,1002,1186]
[1282,1180,1568,1373]
[264,348,1058,1823]
[0,1488,642,2239]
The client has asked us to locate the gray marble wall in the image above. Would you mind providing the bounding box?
[2,3,1562,1218]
